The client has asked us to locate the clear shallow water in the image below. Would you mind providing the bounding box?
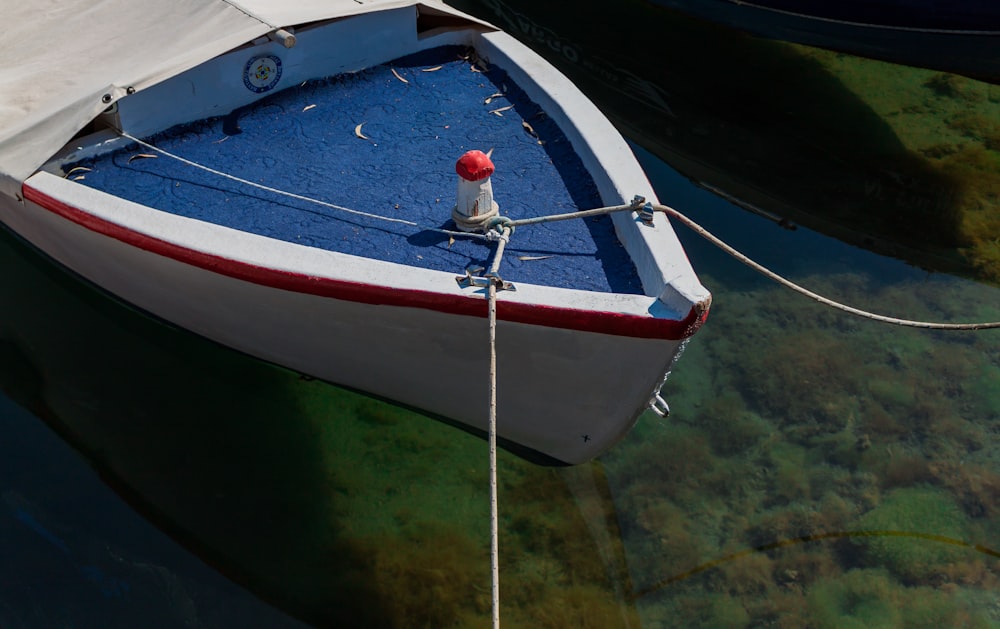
[3,6,1000,628]
[4,135,999,625]
[619,145,1000,628]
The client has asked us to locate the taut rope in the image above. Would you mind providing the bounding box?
[485,226,511,629]
[650,203,1000,331]
[498,199,1000,331]
[115,131,1000,329]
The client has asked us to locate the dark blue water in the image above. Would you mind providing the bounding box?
[0,379,307,627]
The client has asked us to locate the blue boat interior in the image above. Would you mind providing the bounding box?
[65,46,643,295]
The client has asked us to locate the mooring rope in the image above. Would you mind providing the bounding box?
[109,132,1000,329]
[499,198,1000,331]
[485,226,511,629]
[650,203,1000,330]
[505,198,644,227]
[116,132,490,242]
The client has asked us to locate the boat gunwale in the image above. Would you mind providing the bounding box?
[24,13,710,343]
[22,173,705,341]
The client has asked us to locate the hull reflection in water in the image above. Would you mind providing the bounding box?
[447,0,1000,284]
[0,225,645,626]
[650,0,1000,84]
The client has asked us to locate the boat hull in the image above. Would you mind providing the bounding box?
[9,175,697,465]
[650,0,1000,82]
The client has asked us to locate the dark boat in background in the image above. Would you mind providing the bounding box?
[650,0,1000,84]
[447,0,1000,283]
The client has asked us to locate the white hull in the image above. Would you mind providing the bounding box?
[1,1,710,464]
[9,174,689,464]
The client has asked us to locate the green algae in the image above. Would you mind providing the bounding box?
[650,593,751,629]
[807,568,903,629]
[804,565,996,629]
[851,487,970,581]
[794,48,1000,283]
[603,251,1000,626]
[695,393,771,456]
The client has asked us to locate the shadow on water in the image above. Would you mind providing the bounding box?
[0,225,651,627]
[0,225,410,627]
[448,0,1000,283]
[0,363,312,628]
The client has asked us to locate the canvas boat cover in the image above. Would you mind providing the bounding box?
[0,0,489,199]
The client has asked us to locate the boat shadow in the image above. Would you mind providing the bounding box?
[0,226,433,626]
[0,222,666,627]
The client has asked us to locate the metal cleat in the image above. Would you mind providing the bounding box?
[455,268,516,291]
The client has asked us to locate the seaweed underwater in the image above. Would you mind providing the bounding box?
[596,232,1000,626]
[789,47,1000,286]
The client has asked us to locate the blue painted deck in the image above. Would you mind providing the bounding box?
[68,46,643,294]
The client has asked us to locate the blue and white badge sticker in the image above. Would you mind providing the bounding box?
[243,54,282,93]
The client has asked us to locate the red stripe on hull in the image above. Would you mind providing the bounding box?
[23,183,706,340]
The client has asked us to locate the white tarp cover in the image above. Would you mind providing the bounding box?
[0,0,470,199]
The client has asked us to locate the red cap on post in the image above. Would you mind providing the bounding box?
[455,150,495,181]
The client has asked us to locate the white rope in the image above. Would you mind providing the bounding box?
[485,226,511,629]
[505,199,642,227]
[487,276,501,629]
[117,130,1000,330]
[653,204,1000,331]
[117,132,489,241]
[496,196,1000,330]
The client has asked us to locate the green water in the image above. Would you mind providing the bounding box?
[2,2,1000,626]
[616,145,1000,628]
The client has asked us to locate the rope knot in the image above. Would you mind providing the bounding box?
[485,216,514,242]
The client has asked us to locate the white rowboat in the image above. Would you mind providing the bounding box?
[0,0,710,464]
